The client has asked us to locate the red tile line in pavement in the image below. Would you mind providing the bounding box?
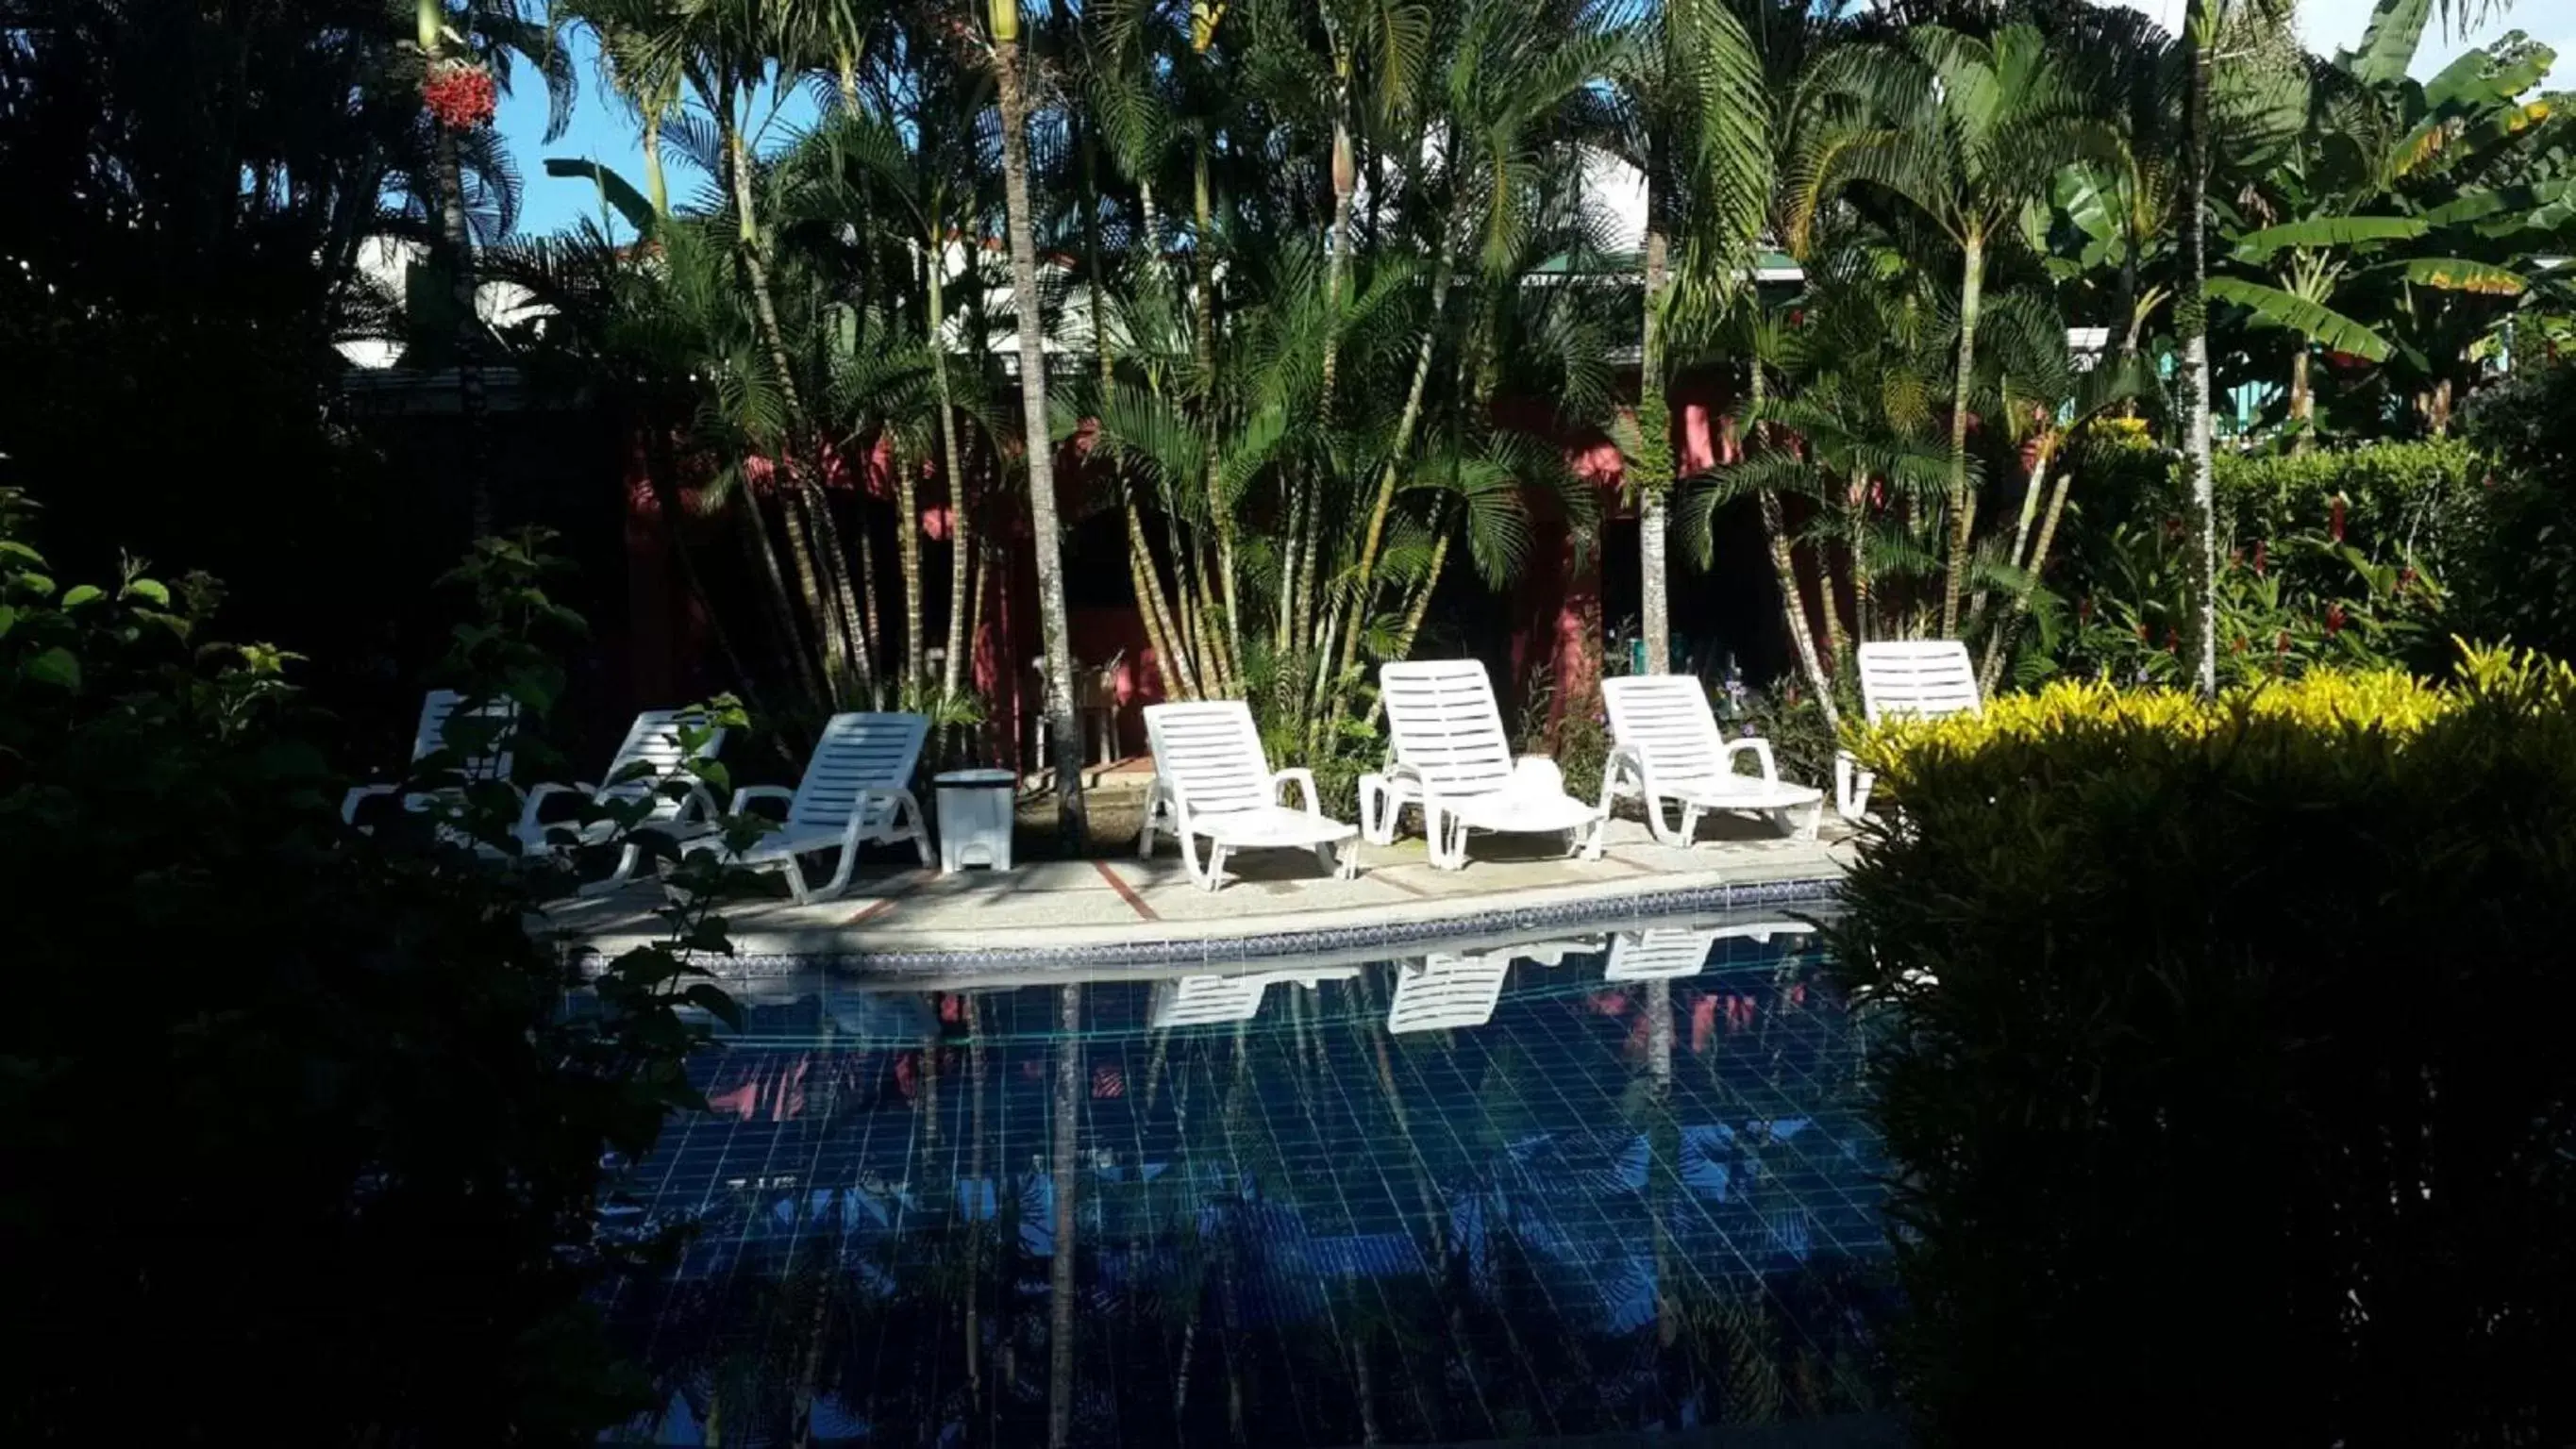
[843,869,928,925]
[1090,859,1161,922]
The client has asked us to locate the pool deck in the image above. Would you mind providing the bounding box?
[546,813,1855,973]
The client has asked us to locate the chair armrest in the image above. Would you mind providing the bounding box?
[1597,743,1648,814]
[1270,767,1321,814]
[516,781,595,834]
[730,784,795,818]
[1722,737,1781,783]
[341,783,396,824]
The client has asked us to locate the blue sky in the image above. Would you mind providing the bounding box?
[495,26,819,238]
[495,4,2574,240]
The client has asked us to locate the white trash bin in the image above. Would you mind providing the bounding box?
[934,769,1017,874]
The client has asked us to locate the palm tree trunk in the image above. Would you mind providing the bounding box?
[1940,232,1985,638]
[1128,508,1191,702]
[996,30,1090,848]
[1192,148,1246,670]
[2289,345,2313,455]
[2183,0,2219,697]
[933,230,977,703]
[1971,432,2058,629]
[1638,224,1674,674]
[434,129,493,540]
[1048,982,1082,1449]
[735,482,822,705]
[1328,234,1456,727]
[1762,491,1839,731]
[895,440,927,692]
[1848,466,1875,646]
[417,4,491,541]
[643,113,669,217]
[1980,464,2074,697]
[778,482,859,705]
[847,504,884,704]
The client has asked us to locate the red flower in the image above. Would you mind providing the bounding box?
[422,58,498,131]
[2329,496,2347,543]
[2326,603,2347,636]
[2253,540,2267,576]
[2163,626,2179,653]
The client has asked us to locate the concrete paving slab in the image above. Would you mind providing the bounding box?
[545,814,1855,964]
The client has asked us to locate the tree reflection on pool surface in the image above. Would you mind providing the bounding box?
[599,915,1895,1445]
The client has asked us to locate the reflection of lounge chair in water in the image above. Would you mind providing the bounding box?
[1604,921,1817,981]
[1604,927,1723,981]
[1148,968,1361,1027]
[1384,938,1597,1033]
[1389,953,1513,1033]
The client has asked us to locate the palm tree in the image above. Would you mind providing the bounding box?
[411,0,572,538]
[1789,22,2098,639]
[990,0,1090,847]
[1613,0,1770,675]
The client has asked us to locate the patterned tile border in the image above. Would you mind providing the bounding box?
[674,874,1845,983]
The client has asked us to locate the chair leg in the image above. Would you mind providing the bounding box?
[897,792,934,867]
[1358,775,1387,845]
[782,856,813,905]
[1642,793,1688,847]
[813,841,861,901]
[1834,752,1875,822]
[1137,796,1162,860]
[1789,798,1822,841]
[579,841,646,898]
[1203,841,1229,891]
[1676,804,1704,847]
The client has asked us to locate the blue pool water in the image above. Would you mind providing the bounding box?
[600,916,1894,1445]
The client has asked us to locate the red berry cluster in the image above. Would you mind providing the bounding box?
[423,59,497,131]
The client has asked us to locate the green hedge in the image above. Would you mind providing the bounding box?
[2211,438,2485,575]
[1833,654,2576,1443]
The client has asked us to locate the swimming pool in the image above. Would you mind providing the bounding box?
[599,914,1895,1445]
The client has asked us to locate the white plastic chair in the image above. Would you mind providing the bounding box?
[1138,701,1359,891]
[1365,660,1606,869]
[340,689,520,824]
[516,708,728,891]
[1599,675,1825,844]
[1835,640,1981,820]
[718,712,932,902]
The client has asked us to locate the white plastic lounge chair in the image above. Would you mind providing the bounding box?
[1599,675,1825,843]
[1148,967,1359,1028]
[1604,927,1724,981]
[340,689,520,824]
[1139,702,1359,891]
[716,712,931,902]
[515,708,728,890]
[1835,640,1981,820]
[1363,660,1606,869]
